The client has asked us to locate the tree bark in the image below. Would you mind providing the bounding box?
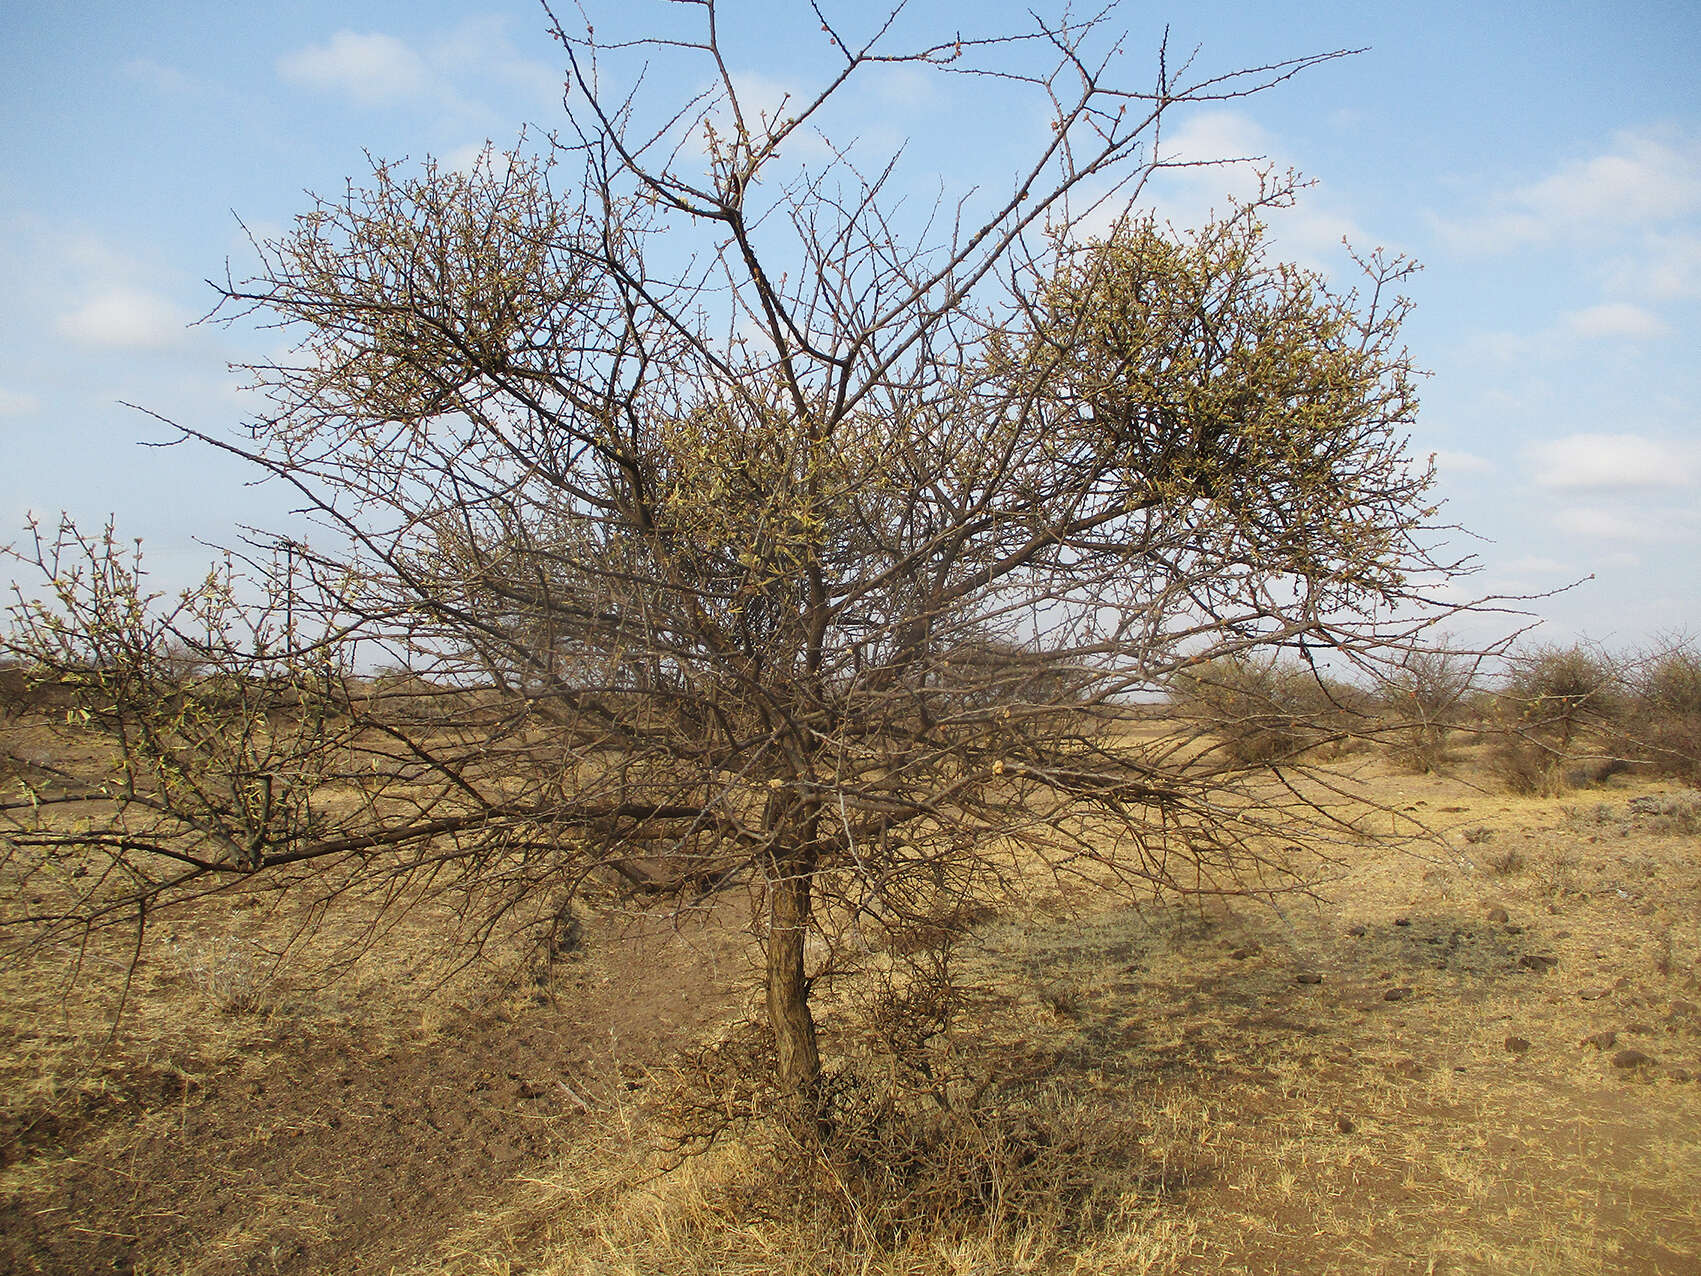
[765,845,821,1114]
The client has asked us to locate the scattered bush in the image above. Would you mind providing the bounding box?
[1500,643,1622,748]
[1486,732,1561,795]
[1484,845,1526,876]
[1487,643,1624,793]
[1378,645,1478,772]
[1481,638,1701,790]
[1623,640,1701,782]
[1169,653,1366,764]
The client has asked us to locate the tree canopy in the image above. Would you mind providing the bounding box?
[3,1,1477,1115]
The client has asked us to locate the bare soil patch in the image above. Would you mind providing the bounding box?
[0,900,748,1276]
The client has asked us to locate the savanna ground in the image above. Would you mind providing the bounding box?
[2,714,1698,1276]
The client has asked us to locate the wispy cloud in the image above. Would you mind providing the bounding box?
[1503,554,1570,574]
[1429,448,1496,475]
[1435,127,1701,255]
[1552,506,1662,543]
[1607,229,1701,301]
[1561,302,1670,340]
[124,58,195,95]
[277,31,431,107]
[276,20,562,127]
[1138,110,1373,271]
[55,288,190,350]
[1529,432,1697,492]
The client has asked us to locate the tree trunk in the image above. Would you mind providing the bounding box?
[765,846,821,1114]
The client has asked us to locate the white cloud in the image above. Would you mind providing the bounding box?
[1503,555,1570,574]
[55,288,190,350]
[868,63,939,110]
[1529,432,1697,492]
[1137,110,1373,272]
[278,31,430,107]
[1561,302,1670,340]
[1521,132,1701,227]
[1436,128,1701,255]
[429,16,562,113]
[1552,506,1659,543]
[278,19,563,132]
[1608,230,1701,300]
[1429,448,1496,475]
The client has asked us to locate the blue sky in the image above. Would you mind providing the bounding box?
[3,1,1698,651]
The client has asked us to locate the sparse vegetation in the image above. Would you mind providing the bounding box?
[1378,643,1479,772]
[1624,639,1701,782]
[3,718,1698,1272]
[1167,652,1371,765]
[1480,638,1701,794]
[4,0,1483,1161]
[9,3,1697,1272]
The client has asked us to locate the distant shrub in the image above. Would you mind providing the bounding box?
[1500,643,1623,748]
[1485,846,1526,876]
[1487,732,1562,795]
[0,663,25,719]
[367,667,465,725]
[1169,653,1364,764]
[1378,645,1478,772]
[1487,643,1625,793]
[1622,640,1701,782]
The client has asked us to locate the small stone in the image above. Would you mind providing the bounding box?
[1504,1036,1531,1054]
[1346,924,1367,938]
[1670,999,1698,1020]
[1612,1048,1656,1070]
[1335,1114,1356,1134]
[1229,944,1262,960]
[1518,954,1559,973]
[1581,1030,1617,1050]
[1665,1068,1693,1083]
[1627,1022,1654,1036]
[1394,917,1411,927]
[1384,987,1411,1002]
[1295,972,1324,985]
[1486,907,1510,925]
[1580,987,1610,1001]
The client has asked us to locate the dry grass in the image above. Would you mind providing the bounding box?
[4,739,1699,1274]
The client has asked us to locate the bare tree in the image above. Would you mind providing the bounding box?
[4,2,1478,1120]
